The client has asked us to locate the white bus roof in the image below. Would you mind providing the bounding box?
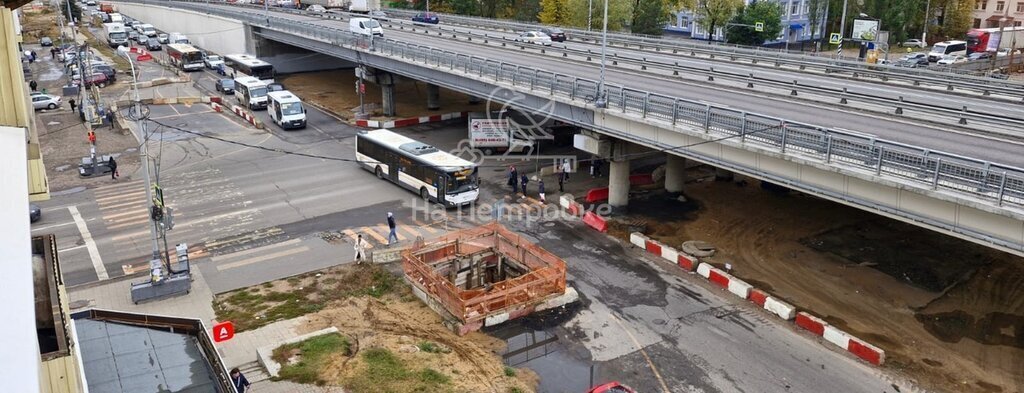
[233,76,265,86]
[225,54,273,67]
[360,129,475,170]
[167,43,200,52]
[267,91,301,103]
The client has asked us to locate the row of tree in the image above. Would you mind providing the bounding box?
[391,0,975,45]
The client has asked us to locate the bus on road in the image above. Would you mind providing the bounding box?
[356,129,479,207]
[166,44,204,71]
[224,54,275,82]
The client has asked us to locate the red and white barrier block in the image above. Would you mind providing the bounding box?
[559,194,584,217]
[748,288,797,320]
[230,105,262,128]
[630,233,698,271]
[355,111,467,128]
[696,263,752,299]
[796,312,886,365]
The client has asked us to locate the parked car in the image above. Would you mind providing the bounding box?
[514,31,552,46]
[145,38,162,51]
[306,4,326,13]
[588,382,636,393]
[31,94,61,110]
[204,54,225,69]
[40,37,53,46]
[896,52,929,67]
[157,33,169,44]
[411,12,439,24]
[29,204,41,223]
[936,54,967,65]
[899,39,926,48]
[215,78,235,94]
[91,64,117,82]
[539,27,566,42]
[80,72,110,88]
[967,51,993,61]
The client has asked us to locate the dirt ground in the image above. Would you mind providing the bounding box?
[36,110,141,192]
[616,170,1024,393]
[215,264,536,392]
[19,8,61,44]
[279,70,483,121]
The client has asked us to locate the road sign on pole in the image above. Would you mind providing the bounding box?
[829,33,843,45]
[754,22,764,32]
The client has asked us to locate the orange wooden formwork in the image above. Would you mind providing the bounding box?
[402,222,567,324]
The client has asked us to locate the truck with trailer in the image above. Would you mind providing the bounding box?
[300,0,347,8]
[966,27,1024,53]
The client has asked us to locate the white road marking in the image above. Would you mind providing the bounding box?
[58,244,87,253]
[210,238,302,262]
[609,313,671,393]
[30,221,75,232]
[216,246,310,271]
[69,206,109,280]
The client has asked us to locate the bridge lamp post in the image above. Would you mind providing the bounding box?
[116,45,162,266]
[594,0,609,108]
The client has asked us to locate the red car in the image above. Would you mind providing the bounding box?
[588,382,636,393]
[79,72,110,88]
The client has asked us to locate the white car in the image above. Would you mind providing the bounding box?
[204,54,225,69]
[31,93,62,110]
[514,31,552,46]
[899,39,926,48]
[936,55,967,65]
[157,33,169,44]
[306,4,326,13]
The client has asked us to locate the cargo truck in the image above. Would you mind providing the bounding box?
[103,23,129,48]
[348,0,381,13]
[966,27,1024,53]
[300,0,347,8]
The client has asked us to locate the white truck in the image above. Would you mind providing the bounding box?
[103,23,129,48]
[267,91,307,130]
[348,0,381,13]
[108,13,123,23]
[300,0,347,8]
[168,32,189,44]
[468,113,534,155]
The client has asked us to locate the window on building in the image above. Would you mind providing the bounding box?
[996,1,1005,10]
[974,18,983,27]
[976,0,982,8]
[981,0,988,9]
[791,1,800,15]
[1017,1,1023,11]
[1016,21,1023,26]
[802,1,809,14]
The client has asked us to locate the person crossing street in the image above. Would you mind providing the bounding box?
[386,212,398,246]
[354,234,369,264]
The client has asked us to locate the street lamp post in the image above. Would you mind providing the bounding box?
[921,0,930,43]
[117,46,162,267]
[594,0,609,108]
[991,17,1008,70]
[838,0,849,57]
[588,0,593,31]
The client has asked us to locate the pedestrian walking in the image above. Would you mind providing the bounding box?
[561,159,571,182]
[230,367,251,393]
[558,171,565,192]
[50,48,56,59]
[520,174,529,196]
[30,51,37,62]
[353,234,369,264]
[29,80,37,92]
[106,110,116,128]
[594,158,603,177]
[507,166,518,194]
[386,212,398,246]
[538,179,546,204]
[69,98,77,113]
[108,156,118,180]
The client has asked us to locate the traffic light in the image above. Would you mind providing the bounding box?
[150,205,163,222]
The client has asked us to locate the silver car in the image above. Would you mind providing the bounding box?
[31,93,61,110]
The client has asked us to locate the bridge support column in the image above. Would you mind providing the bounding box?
[665,154,686,194]
[468,95,482,105]
[715,167,734,181]
[609,159,630,211]
[381,83,396,117]
[427,84,440,110]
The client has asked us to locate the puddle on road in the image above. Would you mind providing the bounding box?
[37,67,65,82]
[485,300,598,393]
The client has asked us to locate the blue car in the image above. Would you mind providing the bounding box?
[412,12,439,24]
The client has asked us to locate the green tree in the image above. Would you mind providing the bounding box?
[632,0,667,35]
[565,0,633,30]
[538,0,568,24]
[805,0,826,45]
[449,0,480,14]
[695,0,742,40]
[724,0,781,45]
[940,0,972,38]
[61,0,82,24]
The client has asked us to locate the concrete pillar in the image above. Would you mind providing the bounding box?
[715,167,734,181]
[609,159,630,209]
[381,83,395,116]
[427,84,440,110]
[665,154,686,194]
[468,95,482,105]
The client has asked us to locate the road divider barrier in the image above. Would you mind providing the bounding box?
[632,231,884,366]
[582,211,607,232]
[355,111,467,128]
[230,105,263,128]
[584,187,609,203]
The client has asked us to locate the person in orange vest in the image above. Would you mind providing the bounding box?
[88,131,96,144]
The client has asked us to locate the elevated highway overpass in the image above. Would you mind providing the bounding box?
[112,0,1024,257]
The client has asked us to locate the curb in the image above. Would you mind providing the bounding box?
[354,111,467,128]
[230,104,263,128]
[630,232,885,366]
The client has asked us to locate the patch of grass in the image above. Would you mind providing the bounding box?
[262,282,274,288]
[504,366,517,377]
[273,333,350,385]
[417,341,442,353]
[509,388,524,393]
[346,348,453,393]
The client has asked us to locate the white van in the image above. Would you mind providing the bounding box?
[168,32,189,44]
[267,91,307,130]
[928,40,967,62]
[349,17,383,37]
[234,76,269,110]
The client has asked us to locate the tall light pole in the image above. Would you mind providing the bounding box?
[921,0,930,43]
[594,0,609,108]
[117,46,162,267]
[838,0,849,56]
[588,0,593,31]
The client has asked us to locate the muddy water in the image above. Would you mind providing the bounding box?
[488,321,596,393]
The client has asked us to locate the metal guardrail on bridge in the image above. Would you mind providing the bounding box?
[120,0,1024,216]
[381,8,1024,98]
